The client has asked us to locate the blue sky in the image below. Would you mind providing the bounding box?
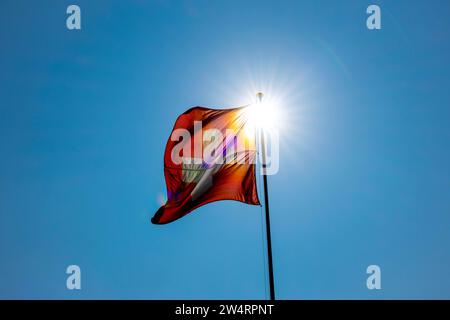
[1,0,449,299]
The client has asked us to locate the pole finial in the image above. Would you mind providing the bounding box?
[256,92,264,103]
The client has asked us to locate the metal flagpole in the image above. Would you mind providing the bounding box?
[256,92,276,300]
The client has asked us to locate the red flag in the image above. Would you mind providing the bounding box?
[152,106,260,224]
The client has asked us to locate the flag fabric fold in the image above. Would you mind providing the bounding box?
[152,106,260,224]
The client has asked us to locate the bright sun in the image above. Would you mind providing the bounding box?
[244,93,282,138]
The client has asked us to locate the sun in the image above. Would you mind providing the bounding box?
[244,93,282,138]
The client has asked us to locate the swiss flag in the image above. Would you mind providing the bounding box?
[151,106,260,224]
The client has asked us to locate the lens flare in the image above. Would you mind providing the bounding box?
[157,192,167,206]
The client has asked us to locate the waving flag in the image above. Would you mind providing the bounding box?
[152,106,260,224]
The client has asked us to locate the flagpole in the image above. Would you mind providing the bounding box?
[256,92,276,300]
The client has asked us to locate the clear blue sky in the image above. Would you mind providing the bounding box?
[1,0,449,299]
